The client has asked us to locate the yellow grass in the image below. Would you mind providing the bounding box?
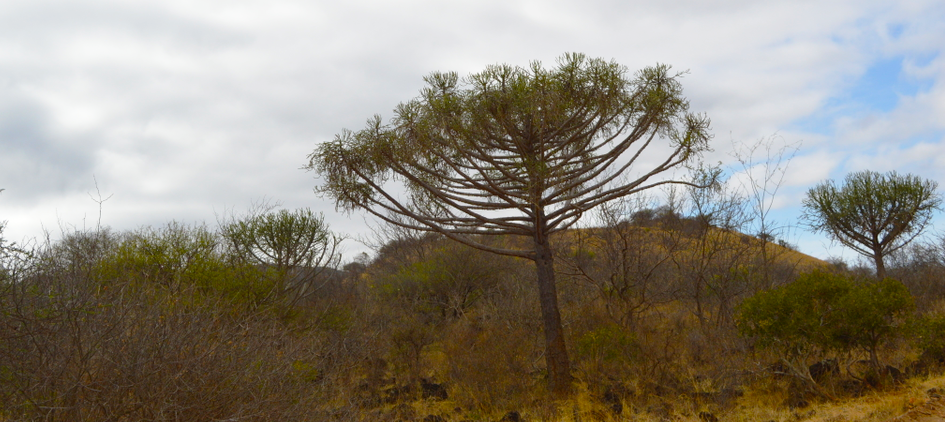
[559,224,828,272]
[493,374,945,422]
[373,373,945,422]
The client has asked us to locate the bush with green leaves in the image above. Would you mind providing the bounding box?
[371,238,508,322]
[736,269,913,390]
[573,323,639,380]
[95,222,271,308]
[913,313,945,368]
[736,270,848,356]
[831,277,913,368]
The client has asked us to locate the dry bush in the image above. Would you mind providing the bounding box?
[361,238,548,413]
[0,226,382,421]
[889,235,945,312]
[556,195,772,407]
[11,196,941,421]
[441,317,543,412]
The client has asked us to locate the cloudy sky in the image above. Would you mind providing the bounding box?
[1,0,943,263]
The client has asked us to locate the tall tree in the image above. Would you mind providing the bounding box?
[802,170,942,279]
[307,53,712,394]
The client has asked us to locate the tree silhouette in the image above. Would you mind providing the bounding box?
[803,170,941,279]
[307,53,712,394]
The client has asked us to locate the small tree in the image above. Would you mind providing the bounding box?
[731,135,799,290]
[308,53,713,394]
[832,277,913,371]
[737,270,914,395]
[222,207,342,308]
[802,170,942,279]
[0,220,10,282]
[736,270,850,387]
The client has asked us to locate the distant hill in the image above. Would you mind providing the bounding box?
[556,217,828,276]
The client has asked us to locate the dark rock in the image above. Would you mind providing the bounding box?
[906,359,931,377]
[885,365,904,383]
[602,388,623,415]
[421,380,449,401]
[783,394,809,410]
[861,365,905,388]
[837,379,866,397]
[809,358,839,382]
[499,411,522,422]
[698,411,719,422]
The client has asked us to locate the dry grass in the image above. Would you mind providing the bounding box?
[4,220,941,421]
[378,374,945,422]
[579,373,945,422]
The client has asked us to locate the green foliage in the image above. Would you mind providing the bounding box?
[221,207,341,309]
[736,270,850,357]
[372,241,505,320]
[95,222,271,308]
[832,277,913,359]
[574,323,638,365]
[105,222,219,286]
[315,305,354,333]
[736,270,913,366]
[913,313,945,364]
[802,170,942,278]
[222,207,340,271]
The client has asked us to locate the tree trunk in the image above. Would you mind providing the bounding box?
[534,234,572,396]
[873,249,886,279]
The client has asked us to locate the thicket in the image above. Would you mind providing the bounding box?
[736,270,914,398]
[2,200,945,421]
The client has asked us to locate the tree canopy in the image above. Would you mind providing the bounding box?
[307,53,712,394]
[802,170,941,279]
[221,207,341,308]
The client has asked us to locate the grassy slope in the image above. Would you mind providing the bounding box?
[398,373,945,421]
[410,229,944,421]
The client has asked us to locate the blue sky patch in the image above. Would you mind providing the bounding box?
[849,56,915,112]
[888,23,905,40]
[789,54,935,135]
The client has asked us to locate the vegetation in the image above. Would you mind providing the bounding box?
[736,270,914,398]
[308,53,713,394]
[220,206,342,310]
[802,170,942,279]
[4,60,945,421]
[3,188,944,421]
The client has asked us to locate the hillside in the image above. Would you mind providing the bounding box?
[1,215,943,421]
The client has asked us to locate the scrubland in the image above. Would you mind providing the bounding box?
[1,205,944,421]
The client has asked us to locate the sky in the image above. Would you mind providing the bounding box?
[1,0,944,264]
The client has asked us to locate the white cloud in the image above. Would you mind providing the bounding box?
[0,0,943,261]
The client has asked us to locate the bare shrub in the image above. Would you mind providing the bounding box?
[888,235,945,312]
[0,226,372,420]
